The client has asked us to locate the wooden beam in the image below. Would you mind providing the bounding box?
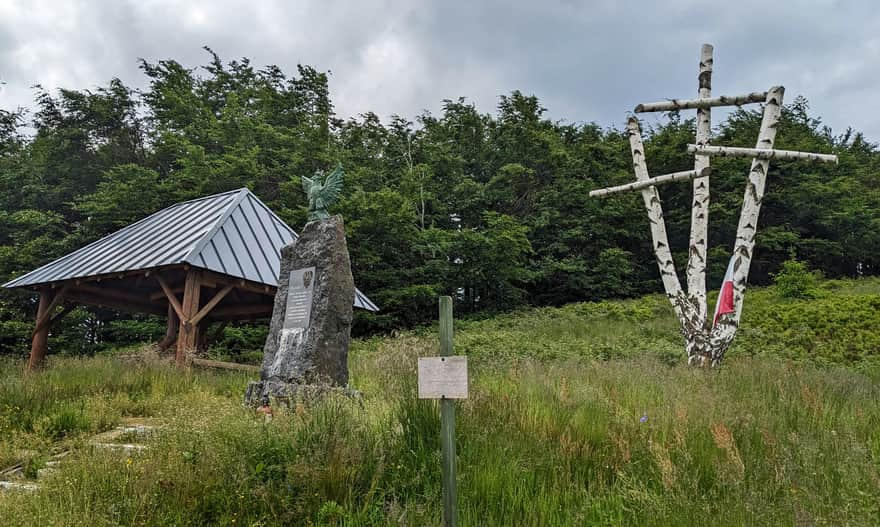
[149,286,183,302]
[63,291,167,316]
[209,304,273,318]
[634,91,767,113]
[190,284,234,327]
[686,144,838,164]
[72,283,160,308]
[43,267,162,290]
[229,288,243,303]
[589,168,710,197]
[176,270,202,367]
[155,274,185,321]
[27,289,57,371]
[191,358,260,373]
[199,269,275,296]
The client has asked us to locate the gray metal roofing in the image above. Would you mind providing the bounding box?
[3,188,379,311]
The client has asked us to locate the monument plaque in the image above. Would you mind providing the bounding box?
[283,267,315,330]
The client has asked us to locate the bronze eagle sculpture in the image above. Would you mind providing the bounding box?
[302,164,344,221]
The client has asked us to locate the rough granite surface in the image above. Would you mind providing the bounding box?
[245,215,355,406]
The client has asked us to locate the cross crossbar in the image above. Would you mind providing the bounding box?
[634,92,768,113]
[687,144,838,164]
[589,167,711,197]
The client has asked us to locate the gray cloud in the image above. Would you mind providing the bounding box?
[1,0,877,140]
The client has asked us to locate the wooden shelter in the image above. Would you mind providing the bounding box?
[3,188,378,370]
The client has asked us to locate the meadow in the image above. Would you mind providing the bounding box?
[0,278,878,526]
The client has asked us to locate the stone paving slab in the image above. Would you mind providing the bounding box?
[1,419,163,491]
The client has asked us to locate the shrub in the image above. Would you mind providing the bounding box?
[772,258,823,299]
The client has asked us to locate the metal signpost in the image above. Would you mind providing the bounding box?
[418,296,467,527]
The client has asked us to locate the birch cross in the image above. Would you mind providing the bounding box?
[589,44,838,366]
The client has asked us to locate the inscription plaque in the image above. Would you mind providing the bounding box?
[418,356,468,399]
[283,266,316,330]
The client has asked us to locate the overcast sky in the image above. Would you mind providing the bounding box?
[1,0,878,140]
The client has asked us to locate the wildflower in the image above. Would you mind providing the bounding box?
[640,414,648,423]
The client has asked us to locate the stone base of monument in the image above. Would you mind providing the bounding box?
[244,379,361,407]
[244,215,357,409]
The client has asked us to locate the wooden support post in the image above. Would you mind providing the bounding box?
[438,296,458,527]
[31,286,68,336]
[204,321,229,350]
[196,323,208,353]
[175,270,202,367]
[27,289,58,371]
[157,303,179,353]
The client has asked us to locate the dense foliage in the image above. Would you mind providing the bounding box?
[1,49,878,354]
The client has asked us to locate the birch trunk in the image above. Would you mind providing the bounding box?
[589,168,709,197]
[686,44,713,352]
[686,145,838,163]
[707,86,785,365]
[626,117,691,322]
[634,92,767,112]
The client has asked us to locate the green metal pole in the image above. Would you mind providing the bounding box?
[439,296,458,527]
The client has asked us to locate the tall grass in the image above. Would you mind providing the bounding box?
[1,348,878,525]
[0,278,878,525]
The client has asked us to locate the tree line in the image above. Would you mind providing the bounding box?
[1,49,878,355]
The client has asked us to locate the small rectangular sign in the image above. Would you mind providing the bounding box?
[418,356,468,399]
[283,266,316,330]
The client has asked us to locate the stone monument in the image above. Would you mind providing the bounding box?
[245,165,356,406]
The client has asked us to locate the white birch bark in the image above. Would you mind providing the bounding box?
[686,145,838,163]
[634,92,767,113]
[589,168,709,197]
[686,44,713,343]
[707,86,785,364]
[626,117,690,322]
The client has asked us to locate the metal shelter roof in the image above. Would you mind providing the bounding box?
[3,188,378,311]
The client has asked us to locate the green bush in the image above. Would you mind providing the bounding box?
[772,258,823,299]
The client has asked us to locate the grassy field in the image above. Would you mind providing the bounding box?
[0,279,879,525]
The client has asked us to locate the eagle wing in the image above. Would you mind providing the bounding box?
[301,174,314,195]
[319,164,344,205]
